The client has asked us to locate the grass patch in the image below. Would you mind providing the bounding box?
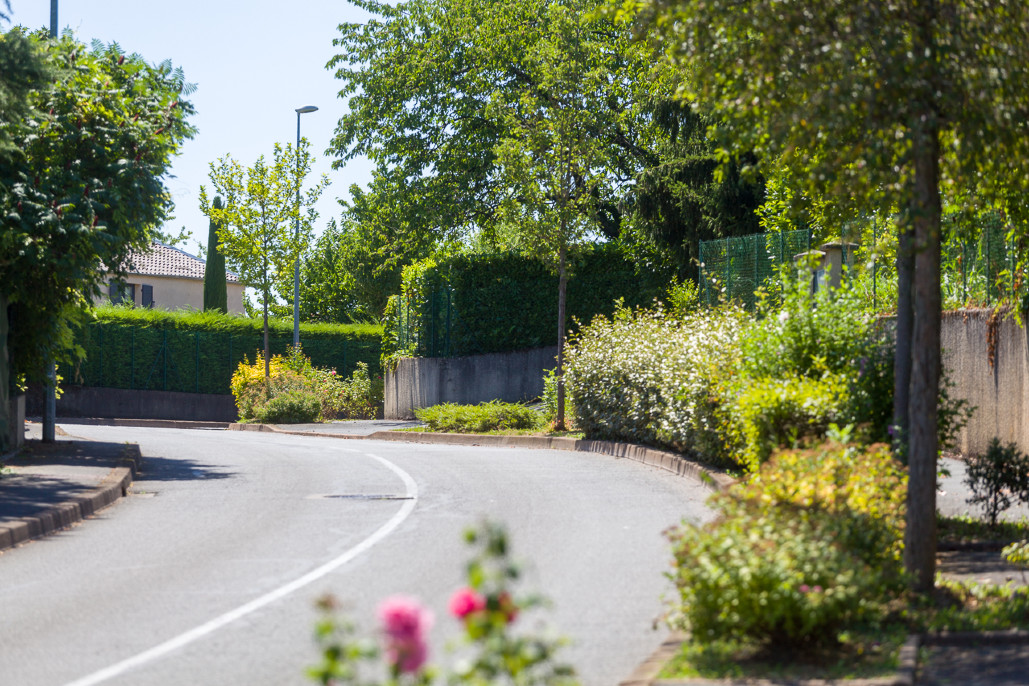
[661,579,1029,682]
[938,513,1029,544]
[414,401,545,433]
[660,625,908,681]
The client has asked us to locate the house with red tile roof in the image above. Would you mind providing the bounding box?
[101,242,245,313]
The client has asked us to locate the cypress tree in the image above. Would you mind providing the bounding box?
[203,196,228,312]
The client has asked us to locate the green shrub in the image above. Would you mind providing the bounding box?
[255,389,322,424]
[565,304,745,462]
[415,401,545,433]
[738,278,876,380]
[965,438,1029,527]
[730,375,848,472]
[668,440,907,648]
[231,349,381,422]
[541,367,573,425]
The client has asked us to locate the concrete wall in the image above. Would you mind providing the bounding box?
[6,395,24,451]
[385,346,558,420]
[27,385,238,423]
[941,309,1029,456]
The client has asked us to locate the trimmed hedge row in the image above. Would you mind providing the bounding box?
[383,245,674,360]
[72,306,382,395]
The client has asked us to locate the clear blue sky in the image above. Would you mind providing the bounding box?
[5,0,375,258]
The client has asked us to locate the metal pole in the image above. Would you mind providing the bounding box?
[292,106,317,350]
[42,3,59,442]
[293,111,301,349]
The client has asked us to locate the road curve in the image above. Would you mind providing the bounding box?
[0,425,712,686]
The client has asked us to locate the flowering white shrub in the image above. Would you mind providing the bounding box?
[565,304,747,466]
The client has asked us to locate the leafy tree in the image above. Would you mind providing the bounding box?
[0,29,196,385]
[203,196,228,312]
[637,0,1029,591]
[200,139,329,378]
[330,0,688,254]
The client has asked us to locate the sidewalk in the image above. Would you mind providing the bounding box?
[0,422,142,552]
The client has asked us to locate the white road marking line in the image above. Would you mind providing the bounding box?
[63,450,417,686]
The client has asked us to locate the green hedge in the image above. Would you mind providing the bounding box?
[72,306,382,395]
[384,245,673,359]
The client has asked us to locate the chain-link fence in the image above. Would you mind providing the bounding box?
[72,323,381,395]
[392,287,455,359]
[700,219,1021,311]
[699,229,817,309]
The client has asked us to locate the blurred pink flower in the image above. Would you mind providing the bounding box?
[378,595,432,674]
[449,587,486,619]
[800,584,810,593]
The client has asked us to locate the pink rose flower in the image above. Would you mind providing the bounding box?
[378,595,433,674]
[449,587,486,619]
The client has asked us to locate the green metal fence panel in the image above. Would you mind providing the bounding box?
[699,229,812,310]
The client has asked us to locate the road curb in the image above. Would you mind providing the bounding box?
[228,424,734,493]
[34,417,231,430]
[0,444,143,553]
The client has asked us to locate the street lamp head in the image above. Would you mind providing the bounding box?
[295,105,319,114]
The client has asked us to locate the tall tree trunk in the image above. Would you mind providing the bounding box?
[893,222,914,457]
[556,241,568,430]
[904,122,942,594]
[0,295,9,453]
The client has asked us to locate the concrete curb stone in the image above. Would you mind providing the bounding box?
[0,443,142,553]
[228,424,735,493]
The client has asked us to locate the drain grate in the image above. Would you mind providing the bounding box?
[307,494,413,501]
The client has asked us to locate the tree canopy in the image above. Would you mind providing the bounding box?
[634,0,1029,591]
[327,0,763,278]
[201,139,329,376]
[0,29,197,384]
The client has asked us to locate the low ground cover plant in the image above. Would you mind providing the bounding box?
[415,401,545,433]
[231,347,381,423]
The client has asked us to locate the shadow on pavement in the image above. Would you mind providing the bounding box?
[134,454,236,482]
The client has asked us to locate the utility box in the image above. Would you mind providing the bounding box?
[795,242,858,293]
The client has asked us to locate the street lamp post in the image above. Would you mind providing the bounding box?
[293,105,318,349]
[43,3,58,443]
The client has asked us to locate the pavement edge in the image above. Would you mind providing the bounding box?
[0,443,143,553]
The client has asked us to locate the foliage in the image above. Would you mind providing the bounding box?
[307,520,577,685]
[382,245,674,361]
[964,438,1029,528]
[541,367,573,426]
[729,375,847,473]
[254,388,321,424]
[1,29,197,384]
[633,0,1029,592]
[73,306,381,396]
[565,302,744,464]
[203,195,228,313]
[667,440,907,648]
[199,139,329,374]
[230,348,382,423]
[414,401,545,434]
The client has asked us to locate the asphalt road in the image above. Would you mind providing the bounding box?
[0,425,712,686]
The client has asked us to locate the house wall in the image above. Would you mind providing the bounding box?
[100,274,245,314]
